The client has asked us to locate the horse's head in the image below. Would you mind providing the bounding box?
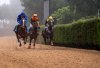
[18,18,26,33]
[22,18,25,27]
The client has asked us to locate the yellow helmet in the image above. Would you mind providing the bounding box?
[48,16,53,19]
[33,14,37,16]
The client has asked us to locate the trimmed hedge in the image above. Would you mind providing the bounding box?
[53,18,100,47]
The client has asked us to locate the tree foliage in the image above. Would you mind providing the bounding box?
[50,0,100,24]
[50,0,68,14]
[52,6,74,24]
[67,0,100,17]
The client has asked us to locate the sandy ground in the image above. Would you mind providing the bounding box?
[0,36,100,68]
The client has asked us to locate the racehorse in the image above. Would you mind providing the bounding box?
[15,19,27,47]
[28,22,39,49]
[42,20,54,45]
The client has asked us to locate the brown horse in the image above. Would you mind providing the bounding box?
[15,19,27,47]
[28,26,39,49]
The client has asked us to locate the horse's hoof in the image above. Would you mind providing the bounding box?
[27,46,31,49]
[51,42,53,45]
[19,45,21,47]
[24,42,26,44]
[33,44,35,48]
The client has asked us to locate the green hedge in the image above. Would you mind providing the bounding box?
[53,18,100,47]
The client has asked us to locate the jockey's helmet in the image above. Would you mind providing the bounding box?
[33,14,37,17]
[48,16,53,20]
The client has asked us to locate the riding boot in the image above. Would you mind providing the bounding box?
[37,27,40,35]
[17,25,20,33]
[13,25,18,32]
[29,27,33,34]
[13,26,16,32]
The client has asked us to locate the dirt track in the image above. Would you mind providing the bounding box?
[0,36,100,68]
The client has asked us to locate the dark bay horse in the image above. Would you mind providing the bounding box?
[28,23,39,49]
[42,20,54,45]
[15,19,27,47]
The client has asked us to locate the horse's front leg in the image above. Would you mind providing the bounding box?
[17,39,22,47]
[33,39,36,48]
[50,40,53,45]
[33,36,37,48]
[50,35,53,45]
[29,37,32,45]
[44,37,46,45]
[23,37,26,45]
[42,33,46,45]
[28,36,32,49]
[18,39,22,47]
[16,35,22,47]
[19,42,22,47]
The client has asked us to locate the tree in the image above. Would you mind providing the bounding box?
[50,0,100,21]
[50,0,68,14]
[52,6,74,24]
[67,0,100,18]
[20,0,44,24]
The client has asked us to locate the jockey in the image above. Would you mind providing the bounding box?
[17,12,28,26]
[29,13,40,32]
[45,16,54,33]
[28,13,40,34]
[30,13,40,28]
[14,12,28,32]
